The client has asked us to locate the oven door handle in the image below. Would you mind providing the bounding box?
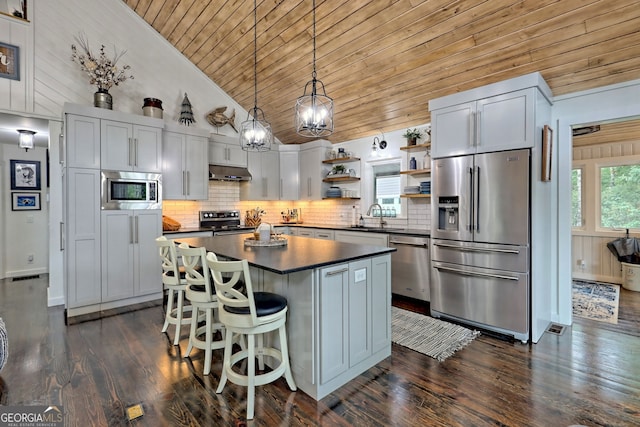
[434,265,519,281]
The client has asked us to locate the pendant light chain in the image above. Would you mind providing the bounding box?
[253,0,258,112]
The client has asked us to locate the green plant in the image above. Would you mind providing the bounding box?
[332,164,346,174]
[402,128,422,139]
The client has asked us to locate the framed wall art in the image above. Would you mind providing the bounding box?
[0,41,20,81]
[11,192,41,211]
[10,159,41,190]
[541,125,553,182]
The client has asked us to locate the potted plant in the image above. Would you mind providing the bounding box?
[331,164,346,175]
[402,128,423,146]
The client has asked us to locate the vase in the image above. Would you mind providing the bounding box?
[94,90,113,110]
[408,137,417,146]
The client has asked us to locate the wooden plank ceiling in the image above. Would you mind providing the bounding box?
[123,0,640,145]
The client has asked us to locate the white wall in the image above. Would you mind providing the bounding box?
[553,78,640,325]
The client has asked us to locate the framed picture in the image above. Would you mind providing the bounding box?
[541,125,553,182]
[10,159,41,190]
[0,41,20,81]
[11,192,41,211]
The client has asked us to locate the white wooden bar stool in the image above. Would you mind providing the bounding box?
[178,243,227,376]
[206,252,296,420]
[156,236,192,346]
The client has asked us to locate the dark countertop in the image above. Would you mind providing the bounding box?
[165,224,430,238]
[176,234,395,275]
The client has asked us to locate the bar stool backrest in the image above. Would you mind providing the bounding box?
[206,252,258,327]
[178,243,213,299]
[156,236,181,286]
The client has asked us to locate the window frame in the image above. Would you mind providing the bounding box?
[595,157,640,233]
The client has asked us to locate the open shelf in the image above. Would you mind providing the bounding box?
[399,143,431,152]
[400,194,431,199]
[322,157,360,164]
[323,176,360,183]
[400,168,430,175]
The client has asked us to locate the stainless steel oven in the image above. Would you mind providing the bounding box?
[101,170,162,210]
[200,210,255,235]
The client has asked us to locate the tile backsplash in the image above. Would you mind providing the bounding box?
[162,181,430,230]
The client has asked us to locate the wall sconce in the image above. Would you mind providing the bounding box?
[17,129,36,152]
[371,133,387,156]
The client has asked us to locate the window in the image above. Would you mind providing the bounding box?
[599,164,640,229]
[372,162,401,217]
[571,168,583,227]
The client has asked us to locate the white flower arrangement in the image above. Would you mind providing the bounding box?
[71,34,134,92]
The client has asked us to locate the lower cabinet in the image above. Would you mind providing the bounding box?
[334,230,389,247]
[318,255,391,385]
[101,209,162,302]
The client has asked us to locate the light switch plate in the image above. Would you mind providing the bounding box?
[355,268,366,282]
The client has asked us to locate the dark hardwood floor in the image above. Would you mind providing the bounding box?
[1,275,639,426]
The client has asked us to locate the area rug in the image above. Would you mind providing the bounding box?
[572,280,620,324]
[391,307,480,362]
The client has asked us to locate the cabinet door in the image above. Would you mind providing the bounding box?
[134,210,162,296]
[299,147,324,200]
[133,125,163,172]
[226,142,248,167]
[66,114,100,169]
[349,259,372,367]
[183,134,208,200]
[296,229,314,238]
[314,230,334,240]
[318,264,349,384]
[101,210,135,302]
[66,168,102,308]
[162,131,186,199]
[279,151,299,200]
[101,120,133,170]
[209,141,227,164]
[209,141,248,167]
[431,101,476,158]
[476,88,534,153]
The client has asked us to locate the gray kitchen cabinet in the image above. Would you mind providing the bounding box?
[292,228,334,239]
[101,119,163,172]
[430,72,552,159]
[100,209,162,302]
[240,149,280,201]
[209,134,247,167]
[279,149,299,200]
[318,255,391,384]
[163,125,209,200]
[65,114,100,169]
[299,145,330,200]
[65,168,102,309]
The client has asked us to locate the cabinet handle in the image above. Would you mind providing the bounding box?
[128,137,133,166]
[307,177,311,197]
[186,171,190,195]
[59,222,64,251]
[469,112,475,148]
[135,215,139,244]
[280,178,283,199]
[262,177,267,198]
[476,111,481,148]
[129,216,134,244]
[134,138,139,166]
[182,171,187,195]
[325,267,348,276]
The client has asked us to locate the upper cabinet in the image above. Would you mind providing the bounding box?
[163,124,209,200]
[279,148,299,200]
[101,120,163,172]
[429,72,553,159]
[299,143,330,200]
[65,114,101,169]
[209,134,247,168]
[240,149,280,201]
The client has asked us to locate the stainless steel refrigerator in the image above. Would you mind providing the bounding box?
[431,148,531,342]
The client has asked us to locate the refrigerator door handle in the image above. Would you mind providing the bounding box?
[468,167,474,231]
[475,165,480,232]
[434,265,519,281]
[433,242,521,254]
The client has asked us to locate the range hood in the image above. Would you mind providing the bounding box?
[209,164,252,181]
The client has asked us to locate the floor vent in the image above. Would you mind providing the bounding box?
[126,404,144,421]
[12,275,40,281]
[546,323,566,335]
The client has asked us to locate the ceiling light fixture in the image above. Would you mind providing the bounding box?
[17,129,36,152]
[239,0,272,151]
[295,0,334,138]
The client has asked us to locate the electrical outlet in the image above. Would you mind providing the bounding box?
[577,259,586,268]
[27,254,34,264]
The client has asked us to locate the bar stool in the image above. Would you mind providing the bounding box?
[156,236,192,346]
[178,243,226,375]
[206,252,296,420]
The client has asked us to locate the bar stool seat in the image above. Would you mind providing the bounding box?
[206,252,296,420]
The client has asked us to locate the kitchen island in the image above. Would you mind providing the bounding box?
[178,234,394,400]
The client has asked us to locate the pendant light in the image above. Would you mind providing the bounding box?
[17,129,36,152]
[295,0,334,137]
[240,0,272,151]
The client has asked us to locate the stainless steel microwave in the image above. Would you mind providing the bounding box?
[101,170,162,210]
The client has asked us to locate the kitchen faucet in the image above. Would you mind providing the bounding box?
[366,203,387,228]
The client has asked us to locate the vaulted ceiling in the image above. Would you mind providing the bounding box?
[124,0,640,145]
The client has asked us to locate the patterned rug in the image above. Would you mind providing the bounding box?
[391,307,480,362]
[572,280,620,324]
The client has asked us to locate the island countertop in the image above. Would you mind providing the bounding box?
[177,234,396,275]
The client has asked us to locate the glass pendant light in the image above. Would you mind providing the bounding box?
[295,0,334,137]
[240,0,273,151]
